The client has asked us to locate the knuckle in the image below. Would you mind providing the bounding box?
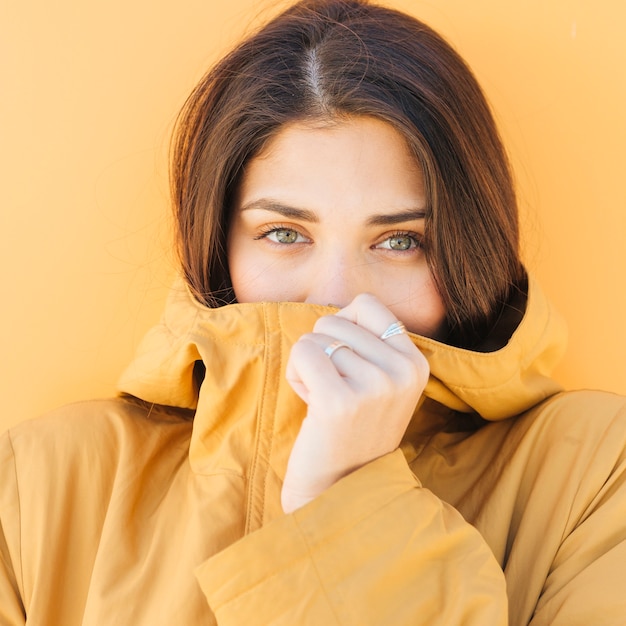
[352,292,376,305]
[392,354,429,389]
[313,315,335,334]
[404,347,430,375]
[290,334,318,358]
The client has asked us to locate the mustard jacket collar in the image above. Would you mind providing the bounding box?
[118,275,566,423]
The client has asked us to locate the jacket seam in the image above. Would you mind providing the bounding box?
[292,516,344,625]
[260,305,282,526]
[244,305,276,534]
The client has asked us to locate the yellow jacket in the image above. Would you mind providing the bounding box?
[1,278,625,625]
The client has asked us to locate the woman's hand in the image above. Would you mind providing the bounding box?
[281,293,430,513]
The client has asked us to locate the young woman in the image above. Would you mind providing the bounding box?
[1,1,624,624]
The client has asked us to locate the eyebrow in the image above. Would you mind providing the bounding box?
[240,200,318,222]
[365,208,427,226]
[239,199,427,225]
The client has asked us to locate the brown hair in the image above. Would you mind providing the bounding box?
[170,0,525,347]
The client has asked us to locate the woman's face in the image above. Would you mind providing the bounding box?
[227,116,446,337]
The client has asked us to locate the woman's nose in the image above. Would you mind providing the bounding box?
[303,258,366,308]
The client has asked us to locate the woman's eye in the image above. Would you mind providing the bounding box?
[377,233,422,251]
[264,228,307,244]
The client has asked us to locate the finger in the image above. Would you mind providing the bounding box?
[333,293,396,333]
[313,313,425,378]
[288,331,422,415]
[332,293,417,355]
[295,332,370,378]
[285,334,353,402]
[287,331,396,409]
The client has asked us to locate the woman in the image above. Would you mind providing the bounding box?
[1,1,624,624]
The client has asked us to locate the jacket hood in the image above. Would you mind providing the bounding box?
[118,274,566,423]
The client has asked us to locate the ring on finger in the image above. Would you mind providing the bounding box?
[380,321,407,340]
[324,340,352,358]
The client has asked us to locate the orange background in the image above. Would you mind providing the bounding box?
[1,0,624,431]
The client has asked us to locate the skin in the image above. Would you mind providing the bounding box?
[228,116,446,512]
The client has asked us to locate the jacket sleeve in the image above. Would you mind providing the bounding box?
[0,433,26,626]
[195,449,508,625]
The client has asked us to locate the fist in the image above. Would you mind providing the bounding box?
[282,293,429,513]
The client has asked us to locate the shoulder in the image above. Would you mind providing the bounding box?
[507,389,626,492]
[2,396,193,472]
[522,389,626,438]
[1,397,194,537]
[538,388,626,413]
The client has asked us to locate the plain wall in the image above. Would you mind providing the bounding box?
[1,0,624,432]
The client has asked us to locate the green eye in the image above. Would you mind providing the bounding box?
[375,232,422,252]
[273,228,298,243]
[388,235,413,250]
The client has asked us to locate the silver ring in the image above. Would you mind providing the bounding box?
[324,340,351,358]
[380,321,406,340]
